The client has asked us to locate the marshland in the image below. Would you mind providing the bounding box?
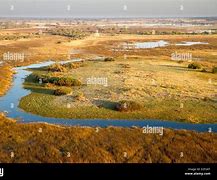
[0,18,217,163]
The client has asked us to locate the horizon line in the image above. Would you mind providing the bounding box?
[0,16,217,20]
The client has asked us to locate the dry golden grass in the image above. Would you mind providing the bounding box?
[0,31,217,163]
[0,35,72,66]
[0,65,14,96]
[1,31,216,122]
[20,54,217,123]
[0,34,74,96]
[0,113,216,163]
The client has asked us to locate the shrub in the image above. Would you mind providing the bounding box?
[26,74,41,83]
[63,62,82,69]
[55,77,82,87]
[212,66,217,74]
[54,87,72,96]
[115,100,142,112]
[121,64,130,68]
[33,74,52,84]
[40,75,52,83]
[48,63,67,72]
[30,74,49,83]
[104,57,115,62]
[203,97,211,101]
[31,73,81,87]
[178,60,184,64]
[49,28,87,39]
[71,79,82,86]
[188,63,201,69]
[48,76,60,84]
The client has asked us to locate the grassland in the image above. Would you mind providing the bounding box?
[0,113,217,163]
[0,25,217,163]
[18,35,217,123]
[19,87,217,123]
[0,32,216,123]
[0,65,14,96]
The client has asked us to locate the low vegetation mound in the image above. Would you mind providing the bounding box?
[48,63,67,72]
[63,62,84,69]
[116,100,142,112]
[32,74,82,87]
[55,77,82,86]
[54,87,72,96]
[48,62,84,72]
[188,62,201,69]
[212,66,217,74]
[104,57,115,62]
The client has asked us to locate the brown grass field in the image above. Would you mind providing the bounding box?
[15,34,217,123]
[0,27,217,163]
[0,65,13,96]
[0,113,217,163]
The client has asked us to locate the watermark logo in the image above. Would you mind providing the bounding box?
[38,128,43,133]
[10,5,14,11]
[67,152,71,158]
[0,168,4,177]
[123,152,128,158]
[180,102,184,109]
[123,5,128,11]
[66,103,71,109]
[10,152,14,159]
[142,125,164,136]
[39,78,43,84]
[10,103,14,109]
[67,5,71,11]
[171,52,192,61]
[95,127,99,133]
[38,29,43,35]
[94,30,100,37]
[3,52,25,62]
[87,77,108,87]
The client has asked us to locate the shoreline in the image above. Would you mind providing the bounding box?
[0,113,217,163]
[0,61,216,132]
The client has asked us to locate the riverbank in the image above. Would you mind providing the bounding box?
[0,65,14,96]
[0,113,217,163]
[0,27,217,163]
[18,56,217,123]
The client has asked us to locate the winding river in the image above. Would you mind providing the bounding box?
[0,60,217,132]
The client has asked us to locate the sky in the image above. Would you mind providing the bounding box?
[0,0,216,18]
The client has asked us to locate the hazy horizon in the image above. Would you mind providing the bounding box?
[0,0,216,18]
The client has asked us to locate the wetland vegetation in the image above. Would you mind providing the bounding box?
[0,18,217,163]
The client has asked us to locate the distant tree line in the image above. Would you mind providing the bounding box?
[48,28,88,39]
